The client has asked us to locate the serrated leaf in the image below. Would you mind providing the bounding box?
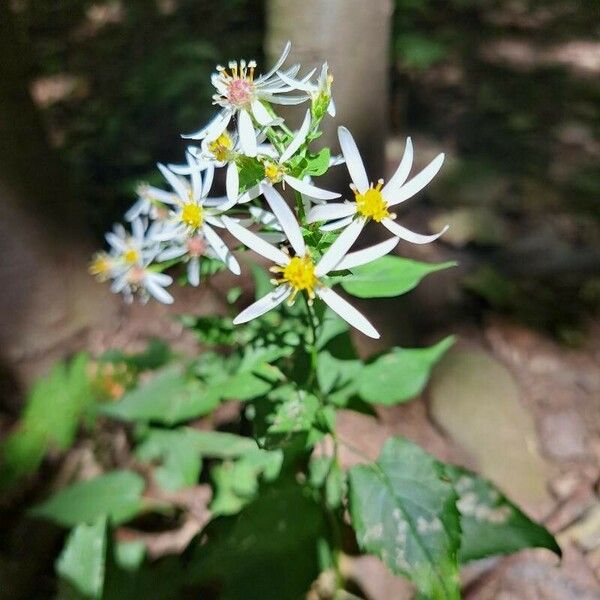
[359,336,454,405]
[31,470,145,527]
[56,516,107,598]
[340,255,456,298]
[445,465,561,562]
[101,367,217,425]
[348,437,460,600]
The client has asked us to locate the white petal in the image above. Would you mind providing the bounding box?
[143,186,179,205]
[256,41,291,84]
[106,232,127,252]
[279,109,311,164]
[188,257,200,286]
[125,199,145,221]
[334,237,399,271]
[275,69,314,92]
[338,126,369,194]
[187,154,201,201]
[251,99,274,126]
[283,175,340,200]
[222,216,289,266]
[382,137,413,199]
[261,184,305,256]
[201,164,215,198]
[203,223,241,275]
[151,272,173,286]
[263,94,309,106]
[307,202,356,223]
[327,97,336,117]
[386,153,445,207]
[145,275,174,305]
[320,215,354,231]
[158,245,187,261]
[158,163,188,201]
[381,218,448,244]
[131,218,145,242]
[238,183,262,203]
[237,109,257,157]
[316,287,379,339]
[182,109,231,140]
[315,218,365,276]
[249,206,282,231]
[226,162,239,205]
[233,285,292,324]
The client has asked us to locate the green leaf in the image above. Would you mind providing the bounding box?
[180,315,236,346]
[348,437,461,600]
[1,354,93,489]
[31,470,145,527]
[445,465,561,562]
[56,516,107,598]
[136,429,203,491]
[114,541,146,572]
[211,449,283,516]
[340,255,456,298]
[136,428,261,491]
[101,367,217,425]
[251,263,274,300]
[188,481,328,600]
[100,340,171,371]
[267,387,319,434]
[359,336,454,405]
[303,148,331,177]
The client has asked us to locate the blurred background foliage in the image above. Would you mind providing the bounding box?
[9,0,600,338]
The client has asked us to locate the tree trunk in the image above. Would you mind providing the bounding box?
[266,0,393,190]
[0,2,114,401]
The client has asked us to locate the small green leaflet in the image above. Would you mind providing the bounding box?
[56,516,107,599]
[31,470,145,527]
[348,437,461,600]
[445,465,561,563]
[359,336,454,405]
[340,255,457,298]
[101,367,218,425]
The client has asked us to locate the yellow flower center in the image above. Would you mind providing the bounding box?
[89,253,112,278]
[264,161,286,183]
[181,202,203,230]
[354,181,390,222]
[208,132,234,162]
[271,255,319,304]
[123,248,140,265]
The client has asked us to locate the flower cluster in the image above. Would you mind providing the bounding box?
[91,42,448,338]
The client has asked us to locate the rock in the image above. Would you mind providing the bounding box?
[466,553,600,600]
[429,346,552,517]
[539,410,589,460]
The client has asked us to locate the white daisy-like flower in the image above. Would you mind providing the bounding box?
[307,127,449,244]
[125,182,180,222]
[156,234,217,287]
[104,218,161,274]
[111,259,174,305]
[239,109,341,203]
[277,62,336,117]
[222,187,400,338]
[183,42,310,157]
[152,155,241,275]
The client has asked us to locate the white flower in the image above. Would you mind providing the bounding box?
[104,218,161,274]
[156,234,216,287]
[222,187,399,338]
[239,109,341,203]
[277,62,336,117]
[183,42,310,157]
[111,261,174,305]
[307,127,449,246]
[125,182,179,222]
[152,155,241,275]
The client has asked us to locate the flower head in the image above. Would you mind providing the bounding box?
[307,127,449,247]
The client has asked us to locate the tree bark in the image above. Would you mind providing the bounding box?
[266,0,393,190]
